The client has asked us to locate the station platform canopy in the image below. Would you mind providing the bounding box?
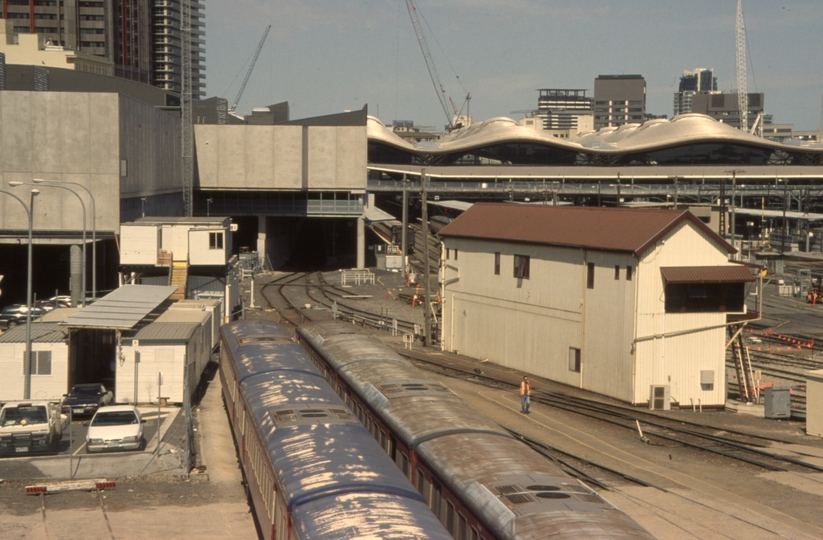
[734,208,823,222]
[363,205,396,223]
[59,285,178,330]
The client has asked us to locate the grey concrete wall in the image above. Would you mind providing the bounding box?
[194,124,367,191]
[118,94,182,201]
[0,91,183,236]
[0,91,121,234]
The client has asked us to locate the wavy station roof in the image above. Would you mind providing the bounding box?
[367,114,823,169]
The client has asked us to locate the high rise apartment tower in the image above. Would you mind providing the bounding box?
[0,0,205,98]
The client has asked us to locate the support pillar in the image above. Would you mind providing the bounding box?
[257,215,267,268]
[356,214,365,270]
[70,244,82,307]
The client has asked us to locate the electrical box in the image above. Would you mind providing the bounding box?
[763,387,791,419]
[649,385,671,411]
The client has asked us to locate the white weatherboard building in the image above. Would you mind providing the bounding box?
[438,203,755,408]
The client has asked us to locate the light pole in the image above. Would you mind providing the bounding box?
[141,197,146,218]
[34,179,97,300]
[12,181,87,307]
[2,186,39,399]
[206,197,212,217]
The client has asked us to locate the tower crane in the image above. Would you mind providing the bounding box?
[405,0,453,130]
[230,25,271,113]
[735,0,748,131]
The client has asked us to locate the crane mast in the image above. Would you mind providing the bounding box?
[230,25,272,113]
[735,0,748,131]
[405,0,453,130]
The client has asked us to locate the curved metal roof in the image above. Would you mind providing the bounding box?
[367,113,823,157]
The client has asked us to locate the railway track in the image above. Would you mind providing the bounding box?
[397,346,823,477]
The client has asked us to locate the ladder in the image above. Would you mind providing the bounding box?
[729,327,756,403]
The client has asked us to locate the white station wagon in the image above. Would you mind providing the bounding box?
[86,405,145,453]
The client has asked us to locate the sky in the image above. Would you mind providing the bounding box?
[204,1,823,132]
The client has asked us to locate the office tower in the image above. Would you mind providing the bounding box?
[673,68,717,116]
[593,75,646,130]
[536,89,593,132]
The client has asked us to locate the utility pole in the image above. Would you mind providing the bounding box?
[421,170,432,347]
[181,0,193,216]
[781,179,788,254]
[401,174,408,272]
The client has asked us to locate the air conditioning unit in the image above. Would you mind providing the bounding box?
[649,385,671,411]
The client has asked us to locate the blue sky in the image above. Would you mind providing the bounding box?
[205,1,823,131]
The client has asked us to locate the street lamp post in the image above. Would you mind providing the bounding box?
[1,187,39,399]
[34,179,97,300]
[12,181,87,307]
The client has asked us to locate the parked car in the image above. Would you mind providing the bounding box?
[0,304,46,330]
[61,384,114,417]
[85,405,145,453]
[35,298,70,311]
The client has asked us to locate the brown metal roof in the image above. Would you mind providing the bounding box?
[438,203,735,257]
[660,266,755,284]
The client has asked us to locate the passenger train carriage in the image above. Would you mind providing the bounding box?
[219,319,452,540]
[297,321,654,540]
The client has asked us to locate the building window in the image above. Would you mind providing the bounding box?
[587,263,595,289]
[569,348,581,372]
[513,255,530,279]
[454,249,458,261]
[626,265,633,281]
[24,351,52,376]
[664,282,745,313]
[209,232,223,250]
[614,265,620,280]
[494,252,500,275]
[445,248,449,260]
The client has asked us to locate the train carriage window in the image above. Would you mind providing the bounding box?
[379,429,388,453]
[418,469,431,505]
[458,513,467,540]
[470,527,479,540]
[446,501,456,534]
[432,481,443,517]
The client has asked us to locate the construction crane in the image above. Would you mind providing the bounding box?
[405,0,453,130]
[735,0,748,131]
[230,25,271,113]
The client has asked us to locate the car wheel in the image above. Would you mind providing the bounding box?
[8,321,17,328]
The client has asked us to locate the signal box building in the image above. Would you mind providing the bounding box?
[438,204,756,408]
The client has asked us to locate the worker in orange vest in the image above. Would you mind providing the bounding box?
[519,376,531,414]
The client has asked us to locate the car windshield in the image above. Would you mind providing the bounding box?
[0,406,48,426]
[72,387,101,396]
[92,411,138,426]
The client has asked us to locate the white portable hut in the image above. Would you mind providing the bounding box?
[168,299,222,350]
[0,324,69,402]
[116,308,212,404]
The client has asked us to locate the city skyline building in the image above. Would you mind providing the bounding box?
[674,68,718,117]
[593,74,646,130]
[0,0,205,98]
[535,88,593,136]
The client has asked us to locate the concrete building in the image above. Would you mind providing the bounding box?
[690,92,764,131]
[536,89,593,136]
[0,21,113,76]
[593,75,646,130]
[673,68,717,117]
[438,203,756,408]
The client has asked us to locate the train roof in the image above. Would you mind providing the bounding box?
[299,324,510,446]
[240,371,424,512]
[222,320,318,382]
[293,493,453,540]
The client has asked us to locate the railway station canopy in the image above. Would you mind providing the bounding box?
[367,114,823,168]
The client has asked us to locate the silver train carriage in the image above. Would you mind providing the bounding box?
[219,319,452,540]
[296,321,654,540]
